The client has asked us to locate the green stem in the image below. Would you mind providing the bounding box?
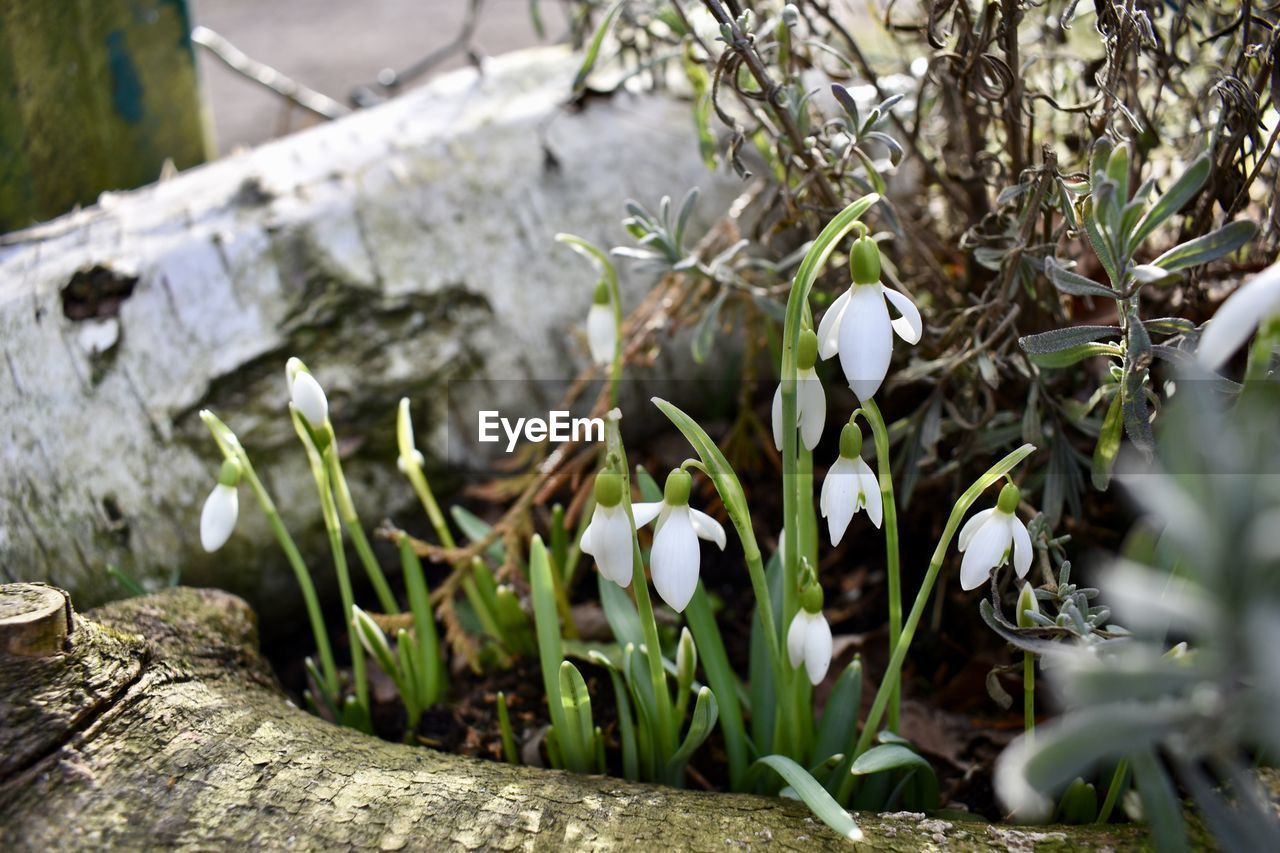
[606,414,677,764]
[1023,650,1035,738]
[292,410,369,716]
[841,444,1035,800]
[328,449,399,614]
[1096,758,1130,823]
[778,195,881,758]
[201,411,339,701]
[860,400,901,732]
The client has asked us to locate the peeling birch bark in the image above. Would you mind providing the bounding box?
[0,47,737,613]
[0,586,1148,851]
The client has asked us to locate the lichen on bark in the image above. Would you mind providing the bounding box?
[0,586,1150,850]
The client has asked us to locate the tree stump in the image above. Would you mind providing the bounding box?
[0,584,1150,850]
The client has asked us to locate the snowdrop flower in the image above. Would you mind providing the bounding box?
[816,234,922,401]
[632,468,726,612]
[820,423,883,546]
[395,398,426,474]
[787,583,833,685]
[586,280,617,367]
[200,459,241,552]
[1197,261,1280,370]
[772,328,826,451]
[286,357,329,427]
[958,483,1032,590]
[580,470,635,588]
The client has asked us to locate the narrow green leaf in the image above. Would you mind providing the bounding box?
[598,571,644,648]
[603,667,638,780]
[400,535,443,705]
[451,505,507,563]
[1029,342,1123,369]
[665,686,719,782]
[1131,154,1210,248]
[1019,325,1121,355]
[756,755,863,842]
[496,691,520,765]
[1091,391,1124,491]
[1043,257,1118,299]
[814,659,863,764]
[529,536,571,757]
[1082,199,1122,287]
[572,0,625,92]
[1105,142,1130,207]
[685,583,750,789]
[1153,220,1258,272]
[559,661,596,764]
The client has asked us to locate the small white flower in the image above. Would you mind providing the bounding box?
[957,483,1032,590]
[633,469,726,612]
[200,482,239,552]
[820,424,882,546]
[787,609,833,685]
[581,471,635,588]
[586,299,617,367]
[1197,261,1280,370]
[286,357,329,427]
[816,236,921,402]
[772,329,827,451]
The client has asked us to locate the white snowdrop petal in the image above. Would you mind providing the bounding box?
[822,457,858,546]
[1011,515,1033,578]
[854,457,883,529]
[597,506,635,587]
[586,303,617,366]
[816,288,852,360]
[580,517,597,556]
[1198,262,1280,370]
[804,612,833,685]
[958,507,996,552]
[650,508,700,612]
[959,517,1010,590]
[689,509,727,550]
[882,286,923,344]
[291,371,329,426]
[787,611,808,669]
[798,369,826,451]
[631,501,664,528]
[771,383,785,452]
[200,484,239,553]
[838,284,894,402]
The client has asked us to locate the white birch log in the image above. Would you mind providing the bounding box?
[0,47,736,614]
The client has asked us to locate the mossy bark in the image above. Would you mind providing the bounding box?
[0,586,1149,850]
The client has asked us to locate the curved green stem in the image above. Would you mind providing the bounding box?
[841,443,1035,800]
[1023,651,1035,739]
[201,410,338,701]
[328,449,399,614]
[1096,758,1130,823]
[556,233,624,408]
[858,400,901,731]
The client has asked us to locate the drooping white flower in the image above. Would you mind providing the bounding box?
[787,608,833,685]
[820,423,883,546]
[632,468,726,612]
[772,328,827,451]
[816,235,921,401]
[286,357,329,427]
[957,483,1032,590]
[200,459,242,553]
[580,471,635,588]
[586,280,617,366]
[1197,261,1280,370]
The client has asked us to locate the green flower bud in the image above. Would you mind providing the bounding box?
[217,458,242,487]
[839,422,863,459]
[1016,581,1040,629]
[800,581,824,614]
[851,235,881,285]
[592,279,610,306]
[664,468,692,506]
[997,482,1021,514]
[797,328,819,370]
[594,470,624,508]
